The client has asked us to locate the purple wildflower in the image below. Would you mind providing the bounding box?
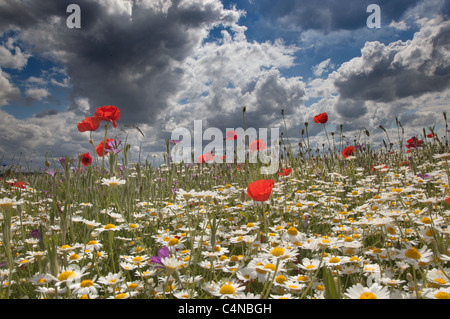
[30,229,42,240]
[150,246,170,267]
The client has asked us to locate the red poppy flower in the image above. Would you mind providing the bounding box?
[11,181,28,189]
[341,146,355,158]
[313,112,328,124]
[225,130,238,140]
[249,139,268,152]
[196,151,215,164]
[427,133,436,138]
[446,197,450,206]
[81,152,92,167]
[279,168,292,176]
[247,179,275,202]
[96,138,114,157]
[94,105,121,128]
[77,116,101,132]
[406,137,423,149]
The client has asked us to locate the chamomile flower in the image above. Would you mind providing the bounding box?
[344,282,391,299]
[297,258,321,272]
[207,280,246,299]
[422,287,450,299]
[70,277,101,296]
[29,273,55,286]
[101,176,126,187]
[55,267,88,286]
[97,272,124,287]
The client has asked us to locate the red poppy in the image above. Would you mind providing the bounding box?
[94,105,121,128]
[225,130,238,140]
[96,138,114,157]
[196,151,215,164]
[81,152,92,167]
[446,197,450,206]
[279,168,292,176]
[406,137,423,149]
[249,139,268,152]
[313,112,328,124]
[427,133,436,138]
[247,179,275,202]
[341,146,355,158]
[77,116,101,132]
[10,181,28,189]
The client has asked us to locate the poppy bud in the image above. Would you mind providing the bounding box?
[45,160,51,168]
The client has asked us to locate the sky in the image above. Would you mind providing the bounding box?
[0,0,449,169]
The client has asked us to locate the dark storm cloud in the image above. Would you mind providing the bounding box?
[8,0,241,126]
[252,0,425,32]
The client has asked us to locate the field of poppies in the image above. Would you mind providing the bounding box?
[1,105,450,299]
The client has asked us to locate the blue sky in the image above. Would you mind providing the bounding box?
[0,0,449,169]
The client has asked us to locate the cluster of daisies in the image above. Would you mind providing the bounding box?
[0,150,449,299]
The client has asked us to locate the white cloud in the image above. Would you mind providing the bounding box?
[25,88,50,101]
[0,38,30,69]
[312,58,333,77]
[0,68,20,106]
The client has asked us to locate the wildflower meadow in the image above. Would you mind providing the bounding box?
[1,105,450,300]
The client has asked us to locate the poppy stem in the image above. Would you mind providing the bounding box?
[102,123,108,175]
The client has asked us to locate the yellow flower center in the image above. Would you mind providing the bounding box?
[329,257,340,263]
[69,253,79,260]
[219,284,235,295]
[359,292,377,299]
[60,244,71,250]
[270,247,285,257]
[58,271,76,281]
[80,280,94,287]
[128,283,139,290]
[435,292,450,299]
[230,255,240,262]
[168,238,180,246]
[104,224,116,229]
[287,227,298,236]
[275,275,287,284]
[115,293,127,299]
[421,217,432,224]
[404,247,421,259]
[386,226,396,234]
[88,240,98,245]
[246,223,255,228]
[434,278,446,285]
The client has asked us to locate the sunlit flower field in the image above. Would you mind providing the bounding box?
[1,106,450,300]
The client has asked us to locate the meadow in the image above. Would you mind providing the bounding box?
[1,106,449,299]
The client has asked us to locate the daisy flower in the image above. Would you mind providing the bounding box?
[344,282,391,299]
[396,245,434,267]
[70,277,101,296]
[207,280,246,299]
[55,267,88,286]
[422,287,450,299]
[97,272,124,287]
[101,176,126,187]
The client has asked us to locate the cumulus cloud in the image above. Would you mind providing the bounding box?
[330,17,450,104]
[0,68,20,106]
